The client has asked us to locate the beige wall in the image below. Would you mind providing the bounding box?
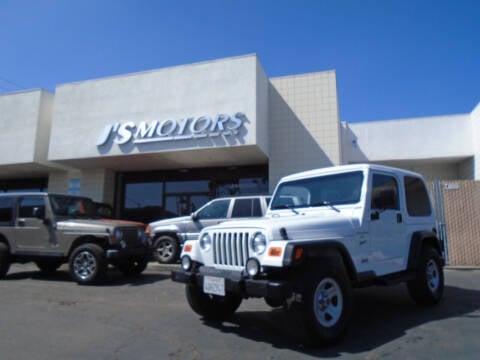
[268,71,341,188]
[441,180,480,265]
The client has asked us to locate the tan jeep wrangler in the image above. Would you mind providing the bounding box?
[0,193,151,284]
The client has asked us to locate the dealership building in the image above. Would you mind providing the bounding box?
[1,54,479,223]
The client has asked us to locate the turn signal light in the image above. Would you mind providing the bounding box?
[268,247,282,257]
[294,247,304,261]
[184,244,193,252]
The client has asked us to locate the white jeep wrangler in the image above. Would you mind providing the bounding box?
[171,164,444,343]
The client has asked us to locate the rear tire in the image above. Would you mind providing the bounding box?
[69,244,107,285]
[407,247,444,306]
[35,259,63,274]
[153,235,179,264]
[0,242,11,279]
[185,284,242,321]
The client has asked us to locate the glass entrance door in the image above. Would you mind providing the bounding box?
[164,194,211,217]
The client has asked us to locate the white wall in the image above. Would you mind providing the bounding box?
[49,55,267,166]
[471,103,480,179]
[344,114,472,163]
[0,89,53,165]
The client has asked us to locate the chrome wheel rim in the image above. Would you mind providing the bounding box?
[313,277,343,327]
[156,240,173,261]
[426,259,440,292]
[73,251,97,280]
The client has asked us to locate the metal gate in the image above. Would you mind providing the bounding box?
[431,180,449,264]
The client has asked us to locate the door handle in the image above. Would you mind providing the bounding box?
[397,213,403,223]
[18,218,26,227]
[371,211,380,221]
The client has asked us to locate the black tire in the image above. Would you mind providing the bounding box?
[69,244,107,285]
[299,257,353,344]
[116,257,149,276]
[153,235,180,264]
[407,247,444,306]
[0,242,11,279]
[35,259,64,274]
[185,284,242,321]
[265,297,285,308]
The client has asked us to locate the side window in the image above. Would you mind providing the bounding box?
[0,198,13,225]
[196,199,230,220]
[18,197,46,218]
[252,198,262,217]
[231,198,263,218]
[371,174,399,210]
[232,199,253,218]
[405,176,432,216]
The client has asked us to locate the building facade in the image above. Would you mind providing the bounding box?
[1,54,479,224]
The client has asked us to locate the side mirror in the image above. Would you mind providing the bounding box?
[191,212,198,221]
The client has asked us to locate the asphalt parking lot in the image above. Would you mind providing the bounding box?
[0,263,479,360]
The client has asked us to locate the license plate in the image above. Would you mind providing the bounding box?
[203,276,225,296]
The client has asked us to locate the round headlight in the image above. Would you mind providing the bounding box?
[199,233,212,251]
[246,258,261,277]
[181,256,192,271]
[250,232,267,254]
[114,229,123,242]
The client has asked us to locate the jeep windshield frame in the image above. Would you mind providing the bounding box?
[49,194,101,220]
[270,171,364,210]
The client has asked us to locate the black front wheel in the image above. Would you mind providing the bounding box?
[116,257,149,276]
[69,244,107,285]
[300,257,353,344]
[153,235,180,264]
[185,284,242,321]
[0,243,11,279]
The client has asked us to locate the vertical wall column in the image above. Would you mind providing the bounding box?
[268,71,342,189]
[471,103,480,180]
[81,168,115,205]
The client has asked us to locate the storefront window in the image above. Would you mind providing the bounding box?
[117,165,268,223]
[123,182,163,222]
[0,178,48,193]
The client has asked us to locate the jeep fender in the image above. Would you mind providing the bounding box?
[283,240,358,282]
[407,231,444,270]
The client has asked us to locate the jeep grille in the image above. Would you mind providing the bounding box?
[212,231,250,268]
[122,227,143,247]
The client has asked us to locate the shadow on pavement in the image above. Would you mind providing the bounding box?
[202,283,480,357]
[4,265,171,286]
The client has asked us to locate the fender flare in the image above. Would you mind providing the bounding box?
[407,231,444,270]
[283,240,358,282]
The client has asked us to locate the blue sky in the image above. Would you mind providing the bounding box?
[0,0,478,122]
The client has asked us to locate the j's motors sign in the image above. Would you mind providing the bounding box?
[97,112,248,148]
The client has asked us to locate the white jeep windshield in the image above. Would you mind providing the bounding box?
[270,171,364,210]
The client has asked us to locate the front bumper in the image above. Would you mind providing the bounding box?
[171,266,293,300]
[106,246,152,259]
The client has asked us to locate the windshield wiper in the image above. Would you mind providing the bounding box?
[274,204,299,214]
[310,201,340,212]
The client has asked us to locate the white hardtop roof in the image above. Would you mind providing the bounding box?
[279,163,423,183]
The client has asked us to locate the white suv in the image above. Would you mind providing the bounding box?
[172,164,444,343]
[148,196,270,264]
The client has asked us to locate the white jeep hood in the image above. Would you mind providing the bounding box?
[204,210,360,242]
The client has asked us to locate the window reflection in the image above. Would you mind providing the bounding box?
[118,165,268,223]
